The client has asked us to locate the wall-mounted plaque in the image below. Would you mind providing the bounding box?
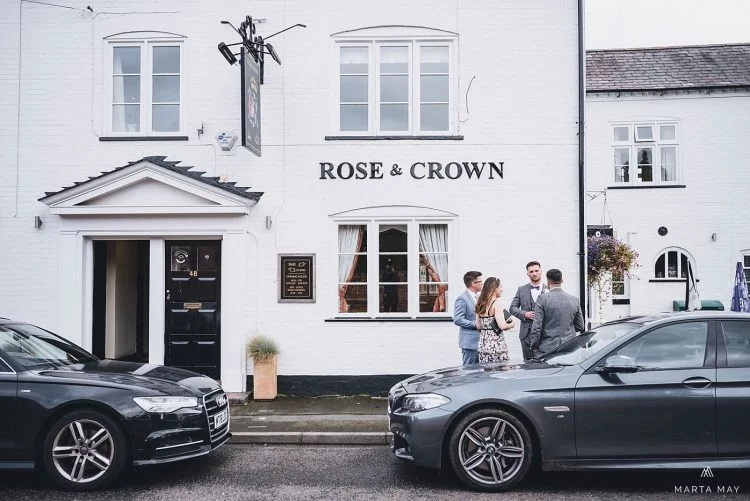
[279,254,315,303]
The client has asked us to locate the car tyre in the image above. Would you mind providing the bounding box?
[42,409,128,491]
[448,407,534,492]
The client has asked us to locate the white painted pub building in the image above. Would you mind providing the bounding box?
[3,0,584,393]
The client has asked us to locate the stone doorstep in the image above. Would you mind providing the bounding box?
[226,392,250,405]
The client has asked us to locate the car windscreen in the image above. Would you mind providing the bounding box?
[0,324,98,370]
[541,322,641,366]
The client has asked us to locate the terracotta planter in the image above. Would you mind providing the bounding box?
[252,354,278,400]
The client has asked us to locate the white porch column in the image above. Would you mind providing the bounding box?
[148,239,165,366]
[59,231,84,347]
[220,230,248,392]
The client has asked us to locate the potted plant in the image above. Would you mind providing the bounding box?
[247,335,279,400]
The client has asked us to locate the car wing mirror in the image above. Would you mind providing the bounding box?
[597,355,638,374]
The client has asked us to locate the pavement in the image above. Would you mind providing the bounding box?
[227,395,391,445]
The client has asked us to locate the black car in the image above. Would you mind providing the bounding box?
[0,318,230,490]
[388,312,750,491]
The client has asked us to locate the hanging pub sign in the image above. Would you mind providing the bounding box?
[279,254,316,303]
[241,48,261,157]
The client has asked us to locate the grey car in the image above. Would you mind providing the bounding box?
[388,312,750,491]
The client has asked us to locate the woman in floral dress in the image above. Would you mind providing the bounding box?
[475,277,515,363]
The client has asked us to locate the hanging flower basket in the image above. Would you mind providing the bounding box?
[587,235,639,297]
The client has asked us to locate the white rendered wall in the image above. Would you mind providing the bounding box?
[586,91,750,320]
[0,0,582,384]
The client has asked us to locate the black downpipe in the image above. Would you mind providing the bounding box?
[577,0,587,315]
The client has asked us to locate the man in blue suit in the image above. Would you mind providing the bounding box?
[454,270,484,365]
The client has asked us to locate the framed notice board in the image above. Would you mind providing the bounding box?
[278,254,316,303]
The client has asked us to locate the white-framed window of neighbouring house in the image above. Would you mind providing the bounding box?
[336,221,451,317]
[611,122,679,185]
[336,36,455,136]
[653,247,695,280]
[106,34,184,135]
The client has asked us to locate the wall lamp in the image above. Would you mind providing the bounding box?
[218,16,305,81]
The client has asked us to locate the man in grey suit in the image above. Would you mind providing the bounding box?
[510,261,548,361]
[453,271,484,365]
[528,269,585,358]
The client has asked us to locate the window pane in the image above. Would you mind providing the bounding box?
[637,148,653,182]
[153,46,180,73]
[380,104,408,131]
[379,224,407,252]
[380,46,408,74]
[613,126,629,141]
[668,251,678,278]
[655,253,665,278]
[617,321,707,370]
[340,75,368,102]
[635,125,654,141]
[660,125,676,141]
[112,104,140,132]
[421,46,449,73]
[338,225,367,252]
[660,146,677,182]
[340,47,368,74]
[380,284,407,313]
[339,255,367,282]
[420,75,448,102]
[380,75,408,102]
[113,46,140,73]
[722,321,750,367]
[341,284,367,313]
[680,253,689,278]
[744,255,750,267]
[614,148,630,182]
[419,283,448,312]
[612,282,625,295]
[420,104,448,131]
[340,105,368,131]
[153,75,180,102]
[152,104,179,132]
[113,76,140,103]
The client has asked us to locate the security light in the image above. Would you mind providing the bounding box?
[218,42,238,65]
[265,43,281,65]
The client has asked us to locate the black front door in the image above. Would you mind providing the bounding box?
[165,241,221,379]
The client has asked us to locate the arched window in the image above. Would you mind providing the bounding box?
[653,247,695,279]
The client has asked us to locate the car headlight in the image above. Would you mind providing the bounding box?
[400,393,450,412]
[133,396,199,413]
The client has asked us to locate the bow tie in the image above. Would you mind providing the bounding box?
[530,286,540,290]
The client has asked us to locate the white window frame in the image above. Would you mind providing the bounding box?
[653,247,695,280]
[610,121,680,186]
[742,250,750,283]
[334,35,456,136]
[106,34,185,136]
[335,218,454,318]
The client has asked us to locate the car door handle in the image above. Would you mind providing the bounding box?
[682,377,712,389]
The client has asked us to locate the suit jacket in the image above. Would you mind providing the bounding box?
[453,290,479,350]
[528,288,585,355]
[509,283,548,342]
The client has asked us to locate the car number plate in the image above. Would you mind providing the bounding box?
[214,409,228,428]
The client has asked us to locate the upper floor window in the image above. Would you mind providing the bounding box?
[107,35,184,135]
[612,122,679,185]
[335,28,456,136]
[337,220,451,317]
[653,247,695,280]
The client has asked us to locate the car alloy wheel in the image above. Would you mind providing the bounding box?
[448,408,533,491]
[42,410,127,491]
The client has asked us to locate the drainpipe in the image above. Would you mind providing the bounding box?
[577,0,587,315]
